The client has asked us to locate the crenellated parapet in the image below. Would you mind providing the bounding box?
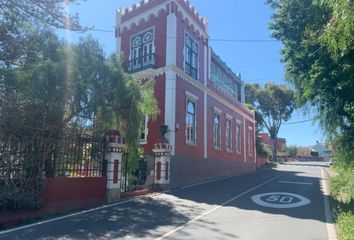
[116,0,208,36]
[118,0,166,21]
[176,0,208,31]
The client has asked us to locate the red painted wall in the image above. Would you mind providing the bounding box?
[245,118,256,163]
[257,156,267,168]
[259,133,286,153]
[175,75,204,158]
[44,177,106,207]
[207,96,248,162]
[142,74,166,154]
[120,9,167,67]
[176,12,207,85]
[119,8,167,155]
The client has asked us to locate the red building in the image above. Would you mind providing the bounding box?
[258,133,286,153]
[116,0,256,186]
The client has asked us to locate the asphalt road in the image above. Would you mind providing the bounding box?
[0,161,335,240]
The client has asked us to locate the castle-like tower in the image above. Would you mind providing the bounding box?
[116,0,256,187]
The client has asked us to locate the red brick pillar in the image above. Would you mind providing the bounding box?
[105,130,124,203]
[152,139,172,185]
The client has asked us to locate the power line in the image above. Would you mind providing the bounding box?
[89,28,114,33]
[283,119,314,125]
[87,28,279,43]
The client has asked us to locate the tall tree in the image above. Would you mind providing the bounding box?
[266,0,354,167]
[0,0,87,66]
[246,83,296,161]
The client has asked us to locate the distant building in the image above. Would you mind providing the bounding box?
[258,133,286,153]
[297,147,311,156]
[312,142,332,161]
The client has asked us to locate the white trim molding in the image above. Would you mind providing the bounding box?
[130,65,256,124]
[164,70,177,155]
[185,91,199,101]
[213,106,222,114]
[225,113,233,120]
[166,11,177,65]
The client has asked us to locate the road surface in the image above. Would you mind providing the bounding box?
[0,161,336,240]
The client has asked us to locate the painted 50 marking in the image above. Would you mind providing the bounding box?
[251,192,311,209]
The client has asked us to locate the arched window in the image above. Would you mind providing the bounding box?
[186,100,196,144]
[143,32,153,43]
[213,113,221,149]
[132,36,142,48]
[236,123,241,154]
[130,30,154,70]
[226,119,232,151]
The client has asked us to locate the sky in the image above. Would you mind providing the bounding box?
[58,0,325,147]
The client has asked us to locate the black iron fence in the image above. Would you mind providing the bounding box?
[120,154,154,193]
[52,133,106,178]
[0,134,49,209]
[0,131,106,210]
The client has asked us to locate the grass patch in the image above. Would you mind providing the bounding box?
[329,167,354,240]
[337,212,354,240]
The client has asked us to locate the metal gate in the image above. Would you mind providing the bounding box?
[120,154,154,192]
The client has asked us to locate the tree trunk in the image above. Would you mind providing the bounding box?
[272,137,278,161]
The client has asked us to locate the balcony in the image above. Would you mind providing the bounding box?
[123,53,157,73]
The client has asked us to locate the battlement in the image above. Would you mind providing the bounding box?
[178,0,208,28]
[117,0,208,31]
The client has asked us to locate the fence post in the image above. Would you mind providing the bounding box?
[152,138,172,185]
[105,130,124,203]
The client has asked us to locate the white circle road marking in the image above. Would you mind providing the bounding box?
[251,192,311,209]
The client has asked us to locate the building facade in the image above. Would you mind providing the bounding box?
[116,0,256,187]
[312,142,332,161]
[258,133,286,153]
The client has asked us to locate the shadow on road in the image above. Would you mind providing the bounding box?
[1,165,328,240]
[1,197,193,240]
[167,167,329,224]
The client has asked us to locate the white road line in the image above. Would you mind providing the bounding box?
[181,179,220,189]
[155,172,287,240]
[321,168,337,240]
[0,198,138,235]
[279,180,313,185]
[181,168,271,189]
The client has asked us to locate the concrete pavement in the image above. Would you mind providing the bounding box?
[0,162,335,240]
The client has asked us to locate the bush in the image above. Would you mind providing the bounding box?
[330,168,354,204]
[329,166,354,240]
[337,212,354,240]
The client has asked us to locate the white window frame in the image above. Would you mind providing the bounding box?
[185,91,198,145]
[185,99,196,145]
[248,127,253,157]
[213,107,222,150]
[139,116,149,144]
[235,120,242,155]
[184,33,198,80]
[225,114,233,152]
[129,28,155,70]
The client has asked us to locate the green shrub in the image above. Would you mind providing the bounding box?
[329,169,354,204]
[337,212,354,240]
[329,166,354,240]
